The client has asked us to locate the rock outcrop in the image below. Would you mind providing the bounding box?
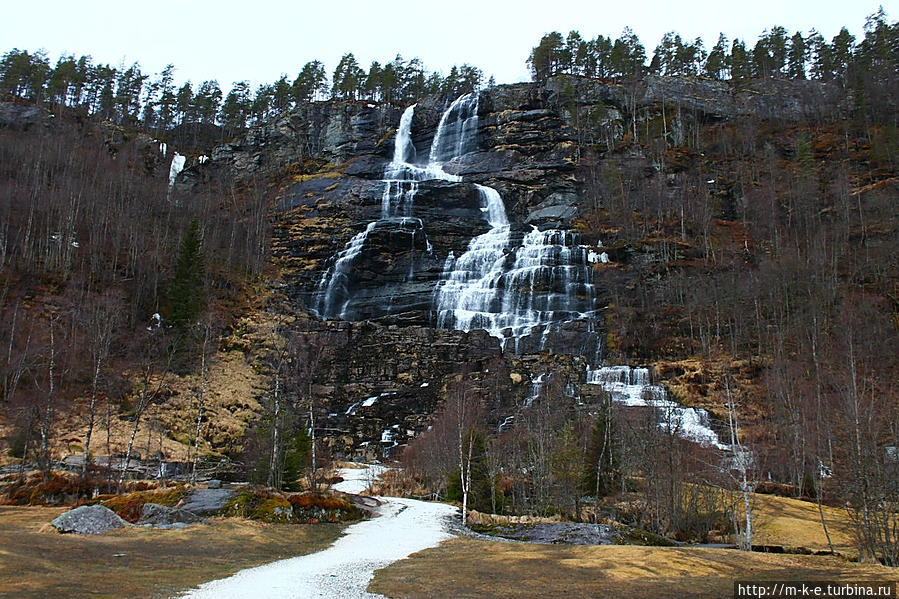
[0,102,45,131]
[137,503,201,528]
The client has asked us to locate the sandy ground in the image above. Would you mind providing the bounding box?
[177,465,458,599]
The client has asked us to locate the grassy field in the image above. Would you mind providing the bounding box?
[752,492,857,553]
[370,538,896,599]
[370,492,891,599]
[0,506,344,599]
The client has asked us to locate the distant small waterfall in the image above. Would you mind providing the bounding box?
[586,365,727,449]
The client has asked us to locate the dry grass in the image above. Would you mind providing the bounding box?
[0,505,343,599]
[1,336,269,467]
[370,538,896,599]
[753,493,857,552]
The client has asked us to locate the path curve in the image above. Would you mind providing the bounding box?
[177,469,457,599]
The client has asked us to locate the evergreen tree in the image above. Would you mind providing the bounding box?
[292,60,327,104]
[251,83,274,124]
[281,429,312,491]
[166,217,206,330]
[96,65,116,119]
[272,75,291,112]
[528,31,565,82]
[566,30,587,75]
[787,32,808,79]
[830,27,856,84]
[807,30,832,80]
[591,35,614,78]
[731,39,751,80]
[705,33,730,79]
[72,55,93,109]
[175,81,194,124]
[378,60,399,103]
[364,61,382,100]
[221,81,251,133]
[458,64,483,93]
[47,54,77,110]
[193,80,222,124]
[332,53,364,100]
[155,64,177,132]
[114,63,147,123]
[612,27,646,78]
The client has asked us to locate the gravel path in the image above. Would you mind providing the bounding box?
[177,467,457,599]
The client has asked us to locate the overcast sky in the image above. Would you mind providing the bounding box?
[1,0,890,89]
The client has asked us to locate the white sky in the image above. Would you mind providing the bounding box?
[1,0,891,90]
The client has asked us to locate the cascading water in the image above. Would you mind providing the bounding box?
[315,104,425,318]
[435,223,598,351]
[586,365,728,449]
[314,94,480,319]
[315,91,601,353]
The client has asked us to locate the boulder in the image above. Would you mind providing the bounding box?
[178,488,236,516]
[50,505,131,535]
[137,502,200,527]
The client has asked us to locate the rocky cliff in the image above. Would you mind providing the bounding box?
[180,75,846,454]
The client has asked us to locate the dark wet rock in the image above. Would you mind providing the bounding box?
[183,102,401,187]
[473,521,617,545]
[543,74,843,124]
[51,505,131,535]
[178,488,236,516]
[137,502,200,527]
[525,192,579,227]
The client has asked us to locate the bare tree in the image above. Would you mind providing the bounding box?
[190,319,217,484]
[38,313,60,476]
[445,377,484,525]
[118,329,174,491]
[725,376,754,551]
[82,293,117,478]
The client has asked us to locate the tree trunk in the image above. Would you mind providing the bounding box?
[40,318,56,476]
[267,373,281,489]
[81,355,102,479]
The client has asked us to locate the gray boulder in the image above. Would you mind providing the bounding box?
[51,505,131,535]
[138,502,200,527]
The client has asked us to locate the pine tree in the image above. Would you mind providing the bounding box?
[787,32,808,79]
[167,217,206,330]
[332,53,364,100]
[705,33,730,79]
[528,32,565,83]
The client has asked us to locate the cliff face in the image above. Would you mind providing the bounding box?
[267,84,587,328]
[182,75,849,453]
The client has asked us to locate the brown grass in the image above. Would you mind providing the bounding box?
[753,493,857,552]
[0,505,343,599]
[370,538,896,599]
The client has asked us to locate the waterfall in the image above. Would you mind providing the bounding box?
[314,91,600,353]
[429,94,479,164]
[435,224,597,352]
[314,94,480,319]
[586,365,728,449]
